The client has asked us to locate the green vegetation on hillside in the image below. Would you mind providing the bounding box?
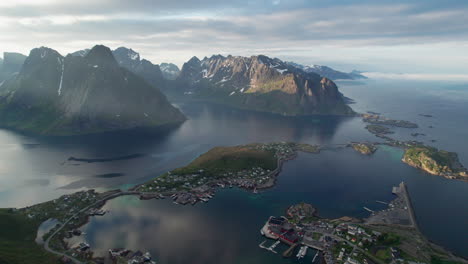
[403,146,467,176]
[172,145,277,177]
[0,209,59,264]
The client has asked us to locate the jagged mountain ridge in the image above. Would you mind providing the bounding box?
[287,61,367,80]
[175,54,354,115]
[0,45,185,135]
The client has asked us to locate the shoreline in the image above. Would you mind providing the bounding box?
[23,141,468,263]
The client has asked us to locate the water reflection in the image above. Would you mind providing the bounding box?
[0,102,355,208]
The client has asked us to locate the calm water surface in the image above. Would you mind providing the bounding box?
[0,79,467,261]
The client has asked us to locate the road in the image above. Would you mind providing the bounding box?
[43,191,139,264]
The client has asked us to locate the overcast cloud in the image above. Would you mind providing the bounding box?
[1,0,468,75]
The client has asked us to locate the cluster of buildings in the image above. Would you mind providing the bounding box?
[262,216,301,244]
[108,249,156,264]
[334,223,377,247]
[136,144,300,204]
[22,190,100,222]
[255,142,296,160]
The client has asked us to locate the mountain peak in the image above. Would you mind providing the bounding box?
[85,45,117,65]
[114,47,140,61]
[187,56,201,64]
[29,47,62,60]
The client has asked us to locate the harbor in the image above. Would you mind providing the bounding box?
[257,182,444,264]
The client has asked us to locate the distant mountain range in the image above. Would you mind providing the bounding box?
[0,46,357,136]
[172,55,354,116]
[0,52,27,82]
[0,45,185,135]
[286,62,367,80]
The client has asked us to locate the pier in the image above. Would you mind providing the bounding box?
[400,182,419,230]
[259,240,279,254]
[312,250,319,263]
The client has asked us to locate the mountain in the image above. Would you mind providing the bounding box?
[160,63,180,80]
[69,49,90,57]
[0,52,27,82]
[112,47,167,91]
[286,62,367,80]
[174,55,354,116]
[0,45,186,135]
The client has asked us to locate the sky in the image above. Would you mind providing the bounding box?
[1,0,468,78]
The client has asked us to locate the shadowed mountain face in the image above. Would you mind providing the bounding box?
[112,47,166,90]
[173,55,354,116]
[0,52,27,82]
[0,45,186,135]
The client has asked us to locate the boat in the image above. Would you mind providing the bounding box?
[297,246,307,259]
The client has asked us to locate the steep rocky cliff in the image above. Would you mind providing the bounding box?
[0,45,185,135]
[175,54,354,115]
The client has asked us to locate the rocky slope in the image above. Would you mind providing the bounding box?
[287,62,367,80]
[402,146,468,179]
[0,45,185,135]
[174,55,354,115]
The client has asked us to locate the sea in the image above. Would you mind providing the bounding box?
[0,79,467,263]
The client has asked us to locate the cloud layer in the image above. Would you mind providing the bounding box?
[1,0,468,74]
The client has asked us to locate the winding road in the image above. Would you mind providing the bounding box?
[43,191,139,264]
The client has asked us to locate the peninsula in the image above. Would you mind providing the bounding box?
[135,142,320,204]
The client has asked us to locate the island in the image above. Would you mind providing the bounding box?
[402,145,468,180]
[365,124,394,136]
[259,182,467,264]
[362,114,418,128]
[351,143,377,155]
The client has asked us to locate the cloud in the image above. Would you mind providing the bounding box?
[0,1,467,74]
[362,72,468,81]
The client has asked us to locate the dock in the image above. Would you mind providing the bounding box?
[400,182,419,230]
[363,207,374,213]
[259,240,279,254]
[312,250,319,263]
[282,243,298,258]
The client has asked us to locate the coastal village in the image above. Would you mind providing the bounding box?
[258,182,462,264]
[11,137,467,264]
[136,142,320,205]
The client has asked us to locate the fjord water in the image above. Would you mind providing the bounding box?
[0,79,468,260]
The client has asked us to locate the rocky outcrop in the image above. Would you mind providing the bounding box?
[286,203,318,222]
[351,143,377,155]
[0,45,186,135]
